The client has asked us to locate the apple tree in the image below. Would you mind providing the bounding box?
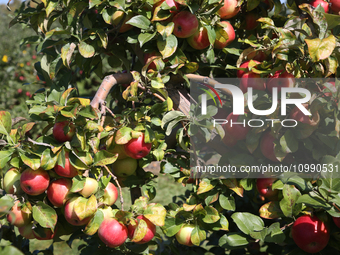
[1,0,340,254]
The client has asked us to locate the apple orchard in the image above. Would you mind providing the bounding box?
[2,0,340,254]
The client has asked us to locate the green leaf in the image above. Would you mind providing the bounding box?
[162,217,183,237]
[61,43,76,68]
[259,201,284,219]
[219,233,249,248]
[305,35,336,62]
[84,210,104,235]
[20,153,41,170]
[74,195,97,221]
[138,32,157,47]
[0,246,24,255]
[32,202,58,229]
[280,130,298,153]
[157,34,178,59]
[191,225,206,246]
[264,222,286,243]
[93,150,118,166]
[197,179,215,194]
[247,0,261,11]
[40,148,58,170]
[279,184,302,217]
[70,175,86,193]
[144,203,167,226]
[0,150,13,169]
[115,127,132,144]
[296,193,331,209]
[0,111,11,136]
[219,194,236,211]
[231,212,264,235]
[202,206,220,224]
[126,15,151,29]
[161,111,186,128]
[78,41,95,58]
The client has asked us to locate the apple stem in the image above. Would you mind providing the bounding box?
[103,165,124,211]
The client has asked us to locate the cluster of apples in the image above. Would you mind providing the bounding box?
[107,132,152,184]
[310,0,340,14]
[221,59,324,162]
[111,0,237,56]
[256,177,340,253]
[237,60,296,94]
[98,215,157,248]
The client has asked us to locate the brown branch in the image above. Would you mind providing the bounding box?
[90,73,134,109]
[186,74,232,97]
[103,165,124,211]
[153,93,166,102]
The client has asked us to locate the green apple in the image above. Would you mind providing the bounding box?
[112,157,137,177]
[98,206,114,219]
[175,224,195,246]
[79,177,98,198]
[3,168,22,194]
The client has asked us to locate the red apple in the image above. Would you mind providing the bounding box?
[222,129,239,147]
[237,60,261,78]
[128,215,156,244]
[54,151,78,178]
[53,121,76,143]
[64,197,93,226]
[112,157,138,177]
[3,168,22,194]
[112,11,134,33]
[98,218,128,248]
[256,178,278,199]
[330,0,340,14]
[260,131,282,162]
[7,201,32,227]
[291,215,329,253]
[175,224,195,246]
[239,72,266,93]
[217,0,240,19]
[332,216,340,228]
[187,26,210,50]
[99,182,118,206]
[266,70,295,94]
[47,178,72,207]
[214,21,235,49]
[244,12,259,30]
[144,52,163,70]
[223,113,251,141]
[311,0,329,12]
[289,105,319,126]
[124,133,152,159]
[20,168,50,196]
[79,177,98,198]
[33,227,56,240]
[172,11,199,38]
[18,223,35,239]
